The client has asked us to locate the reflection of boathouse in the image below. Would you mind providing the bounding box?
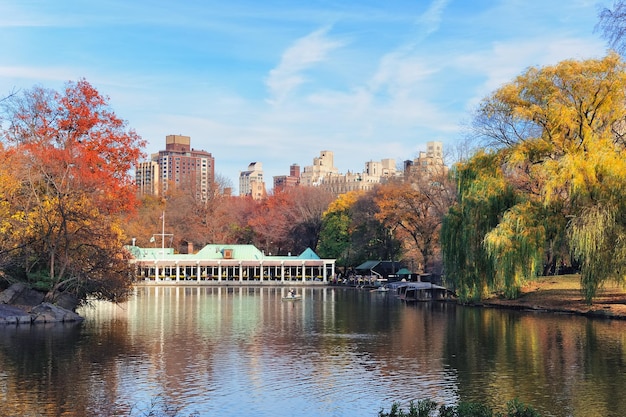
[127,244,335,284]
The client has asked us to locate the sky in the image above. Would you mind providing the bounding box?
[0,0,612,193]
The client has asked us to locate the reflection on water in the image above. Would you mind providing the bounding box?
[0,286,625,416]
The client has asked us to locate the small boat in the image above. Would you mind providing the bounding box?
[282,294,302,301]
[371,286,389,293]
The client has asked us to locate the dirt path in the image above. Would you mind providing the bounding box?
[482,274,626,319]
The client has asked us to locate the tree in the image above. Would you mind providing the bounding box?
[247,187,334,255]
[375,173,455,274]
[597,1,626,55]
[441,151,519,300]
[317,191,363,270]
[350,191,402,267]
[458,54,626,302]
[282,186,334,253]
[0,80,146,305]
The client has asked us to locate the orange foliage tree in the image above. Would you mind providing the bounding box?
[0,80,146,305]
[375,177,455,274]
[247,187,334,256]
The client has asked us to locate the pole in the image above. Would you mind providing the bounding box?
[161,211,165,260]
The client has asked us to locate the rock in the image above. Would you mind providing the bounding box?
[0,309,33,325]
[48,291,79,312]
[30,302,83,323]
[0,284,84,325]
[0,282,44,306]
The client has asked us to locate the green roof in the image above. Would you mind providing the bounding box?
[297,248,320,260]
[127,244,324,261]
[356,261,380,270]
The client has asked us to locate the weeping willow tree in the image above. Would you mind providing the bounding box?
[483,202,545,299]
[457,53,626,303]
[568,204,626,302]
[441,151,519,301]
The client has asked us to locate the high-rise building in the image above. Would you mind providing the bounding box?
[300,151,338,187]
[135,160,160,197]
[404,141,447,180]
[273,164,301,193]
[239,162,266,200]
[135,135,215,201]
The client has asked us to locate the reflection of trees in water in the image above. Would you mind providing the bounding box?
[3,289,625,417]
[0,318,140,417]
[443,307,626,416]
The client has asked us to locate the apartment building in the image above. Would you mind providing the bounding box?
[135,160,160,197]
[272,151,403,196]
[239,162,266,200]
[273,164,301,193]
[299,151,339,187]
[135,135,215,201]
[403,141,447,181]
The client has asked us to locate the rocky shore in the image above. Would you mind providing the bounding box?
[0,283,83,325]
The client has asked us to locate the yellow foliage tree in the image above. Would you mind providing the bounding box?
[468,53,626,302]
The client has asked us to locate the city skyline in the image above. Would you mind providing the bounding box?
[1,0,608,187]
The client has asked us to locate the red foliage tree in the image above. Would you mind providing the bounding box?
[0,79,146,304]
[3,79,146,214]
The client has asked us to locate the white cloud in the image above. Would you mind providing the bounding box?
[456,35,607,109]
[265,26,345,104]
[416,0,450,36]
[0,66,76,82]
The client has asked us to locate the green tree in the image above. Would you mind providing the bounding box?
[350,191,402,266]
[441,151,518,301]
[317,191,362,270]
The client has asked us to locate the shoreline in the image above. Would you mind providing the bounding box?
[478,274,626,320]
[3,275,625,322]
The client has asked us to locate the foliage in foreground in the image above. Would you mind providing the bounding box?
[379,398,541,417]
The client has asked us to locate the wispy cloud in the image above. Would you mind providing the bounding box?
[416,0,450,36]
[265,26,345,104]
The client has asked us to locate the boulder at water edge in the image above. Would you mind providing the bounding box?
[0,283,84,325]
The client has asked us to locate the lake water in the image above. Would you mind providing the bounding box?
[1,286,625,417]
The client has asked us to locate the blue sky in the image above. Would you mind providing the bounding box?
[0,0,610,192]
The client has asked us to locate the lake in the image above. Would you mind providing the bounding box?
[0,286,625,417]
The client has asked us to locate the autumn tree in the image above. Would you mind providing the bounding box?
[282,186,335,252]
[375,170,455,274]
[317,191,361,268]
[0,79,146,305]
[247,187,334,256]
[318,190,402,273]
[120,194,168,248]
[448,54,626,302]
[350,190,402,267]
[122,174,255,253]
[247,194,291,255]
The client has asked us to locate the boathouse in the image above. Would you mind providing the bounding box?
[127,244,336,284]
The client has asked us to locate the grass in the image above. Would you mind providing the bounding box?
[483,274,626,318]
